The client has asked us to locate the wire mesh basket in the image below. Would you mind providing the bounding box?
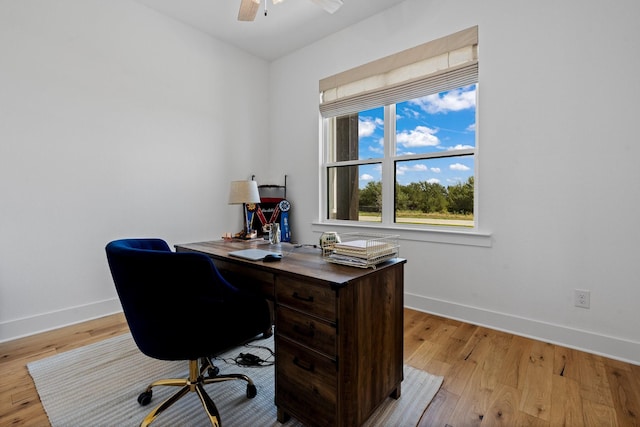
[321,232,399,268]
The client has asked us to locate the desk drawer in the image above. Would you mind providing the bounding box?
[214,259,275,298]
[276,337,336,427]
[277,306,336,356]
[275,276,335,320]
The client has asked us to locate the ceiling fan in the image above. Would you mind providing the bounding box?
[238,0,344,21]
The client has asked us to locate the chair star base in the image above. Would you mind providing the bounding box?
[138,358,257,427]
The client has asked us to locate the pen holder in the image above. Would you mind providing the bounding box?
[269,223,280,244]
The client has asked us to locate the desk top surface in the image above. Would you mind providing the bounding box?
[175,240,406,286]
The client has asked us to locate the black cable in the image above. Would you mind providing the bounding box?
[214,340,275,367]
[235,352,274,367]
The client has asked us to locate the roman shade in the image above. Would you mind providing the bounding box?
[319,26,478,117]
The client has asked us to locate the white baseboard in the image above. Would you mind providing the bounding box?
[405,292,640,366]
[4,294,639,366]
[0,298,122,343]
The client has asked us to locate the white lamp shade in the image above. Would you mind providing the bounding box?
[228,180,261,204]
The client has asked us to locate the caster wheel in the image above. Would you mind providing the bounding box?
[208,366,220,377]
[138,390,152,406]
[246,384,257,399]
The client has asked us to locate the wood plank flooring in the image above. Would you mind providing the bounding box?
[0,313,129,426]
[1,309,639,426]
[405,309,640,427]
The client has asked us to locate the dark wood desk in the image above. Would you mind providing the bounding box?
[175,240,406,427]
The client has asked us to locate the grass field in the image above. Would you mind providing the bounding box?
[359,211,474,227]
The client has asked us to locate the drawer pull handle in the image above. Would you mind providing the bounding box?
[293,324,315,338]
[293,357,315,372]
[292,292,314,302]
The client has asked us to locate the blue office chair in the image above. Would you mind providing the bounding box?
[105,238,271,427]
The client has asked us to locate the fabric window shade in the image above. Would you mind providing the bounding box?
[320,26,478,118]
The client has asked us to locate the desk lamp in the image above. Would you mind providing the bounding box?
[228,180,261,239]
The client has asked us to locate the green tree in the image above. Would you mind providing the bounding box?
[395,181,409,211]
[400,182,425,211]
[422,181,448,213]
[359,181,382,213]
[447,176,474,214]
[395,181,447,213]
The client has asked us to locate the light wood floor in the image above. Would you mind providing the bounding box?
[1,309,639,426]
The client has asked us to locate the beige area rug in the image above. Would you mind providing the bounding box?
[28,333,442,426]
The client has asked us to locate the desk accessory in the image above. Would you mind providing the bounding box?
[322,232,399,268]
[228,180,261,239]
[262,253,282,262]
[252,176,291,242]
[228,248,282,261]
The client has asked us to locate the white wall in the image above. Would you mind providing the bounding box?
[0,0,269,340]
[269,0,640,363]
[2,0,639,365]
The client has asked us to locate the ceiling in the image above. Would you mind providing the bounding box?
[133,0,406,61]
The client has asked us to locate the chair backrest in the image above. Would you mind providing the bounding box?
[105,238,242,360]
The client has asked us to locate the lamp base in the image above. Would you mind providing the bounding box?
[234,229,258,240]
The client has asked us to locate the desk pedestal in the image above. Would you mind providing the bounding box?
[176,241,405,427]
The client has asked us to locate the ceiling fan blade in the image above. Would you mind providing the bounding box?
[238,0,260,21]
[310,0,343,14]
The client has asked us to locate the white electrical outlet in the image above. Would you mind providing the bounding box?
[574,289,590,309]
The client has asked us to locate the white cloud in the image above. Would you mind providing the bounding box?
[467,123,476,131]
[447,144,474,151]
[427,178,441,184]
[398,106,421,120]
[359,117,383,137]
[368,145,383,154]
[396,125,439,147]
[430,167,441,173]
[450,163,470,171]
[360,173,374,181]
[359,119,376,137]
[410,86,476,114]
[396,164,428,176]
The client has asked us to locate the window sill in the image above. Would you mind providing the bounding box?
[311,221,492,247]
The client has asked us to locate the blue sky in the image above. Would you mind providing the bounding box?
[357,84,476,188]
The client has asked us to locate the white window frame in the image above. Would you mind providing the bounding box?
[316,27,491,247]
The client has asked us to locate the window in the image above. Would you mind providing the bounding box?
[320,27,478,229]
